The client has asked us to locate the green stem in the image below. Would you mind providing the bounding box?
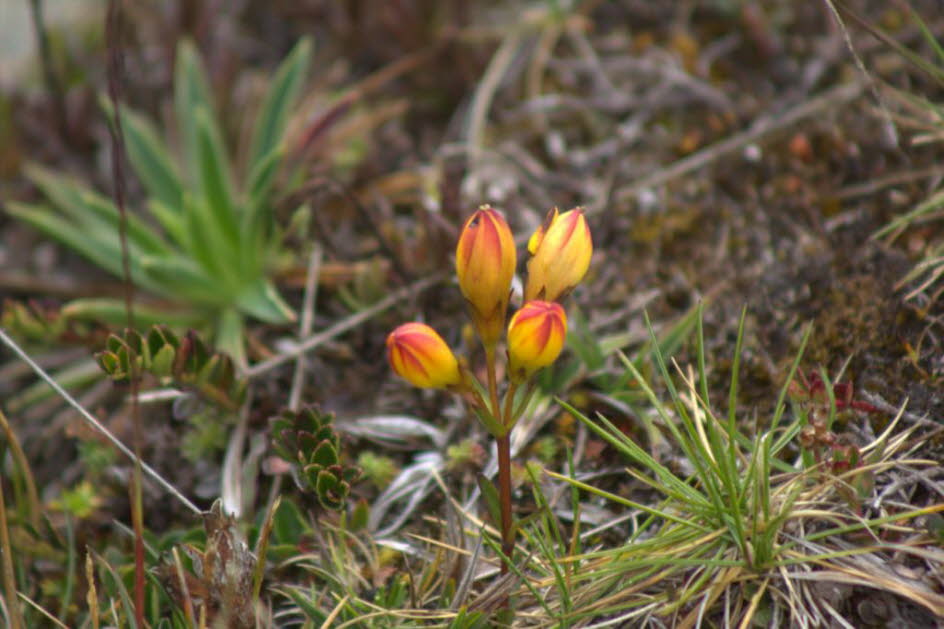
[502,381,519,430]
[484,346,501,419]
[0,410,40,529]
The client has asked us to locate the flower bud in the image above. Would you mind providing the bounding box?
[455,206,516,347]
[507,301,567,382]
[386,323,462,389]
[524,207,592,302]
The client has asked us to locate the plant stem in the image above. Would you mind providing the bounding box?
[0,470,24,629]
[485,346,501,419]
[485,346,515,576]
[496,433,514,574]
[0,410,40,529]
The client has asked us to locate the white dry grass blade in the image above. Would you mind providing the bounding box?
[221,392,251,517]
[369,451,443,536]
[289,245,323,412]
[339,415,447,449]
[0,327,200,514]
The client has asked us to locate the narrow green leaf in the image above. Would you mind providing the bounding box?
[94,552,139,629]
[138,255,227,305]
[146,199,188,249]
[194,107,240,247]
[25,165,172,256]
[247,147,283,209]
[101,99,183,210]
[182,194,231,281]
[214,307,246,368]
[62,298,203,328]
[243,148,282,264]
[234,279,295,324]
[476,474,503,529]
[5,202,162,293]
[248,38,312,172]
[568,306,606,371]
[174,39,219,178]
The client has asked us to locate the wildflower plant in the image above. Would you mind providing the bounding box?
[386,205,592,576]
[5,38,313,363]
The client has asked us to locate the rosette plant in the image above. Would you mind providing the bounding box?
[5,38,312,364]
[386,205,592,578]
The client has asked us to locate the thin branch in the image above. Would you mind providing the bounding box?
[289,245,323,412]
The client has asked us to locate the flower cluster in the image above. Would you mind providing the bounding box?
[386,204,591,577]
[386,205,592,433]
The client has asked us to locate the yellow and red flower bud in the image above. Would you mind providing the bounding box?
[455,206,516,347]
[507,301,567,382]
[524,207,592,302]
[386,323,462,389]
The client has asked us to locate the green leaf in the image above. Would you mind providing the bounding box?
[214,307,246,368]
[61,298,203,329]
[234,279,295,324]
[247,147,283,211]
[283,586,326,623]
[25,165,172,257]
[315,469,349,510]
[101,99,183,210]
[194,107,240,249]
[182,194,236,283]
[476,474,502,528]
[311,441,339,468]
[6,202,120,275]
[151,344,177,378]
[243,148,283,262]
[248,38,311,176]
[174,39,219,179]
[568,306,605,371]
[137,255,226,305]
[94,553,140,629]
[5,202,162,294]
[272,497,309,546]
[349,499,369,531]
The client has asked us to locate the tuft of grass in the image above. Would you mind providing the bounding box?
[527,306,944,626]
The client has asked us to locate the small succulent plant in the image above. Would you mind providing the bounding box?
[270,405,361,511]
[96,325,246,411]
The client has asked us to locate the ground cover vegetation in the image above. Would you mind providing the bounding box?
[1,1,943,627]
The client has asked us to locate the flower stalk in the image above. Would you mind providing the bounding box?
[387,205,592,595]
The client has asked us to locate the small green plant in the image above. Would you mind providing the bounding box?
[5,38,313,363]
[96,325,247,410]
[271,405,362,510]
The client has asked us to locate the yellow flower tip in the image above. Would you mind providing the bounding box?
[524,207,593,302]
[527,207,558,255]
[507,300,567,381]
[455,205,517,345]
[386,323,462,389]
